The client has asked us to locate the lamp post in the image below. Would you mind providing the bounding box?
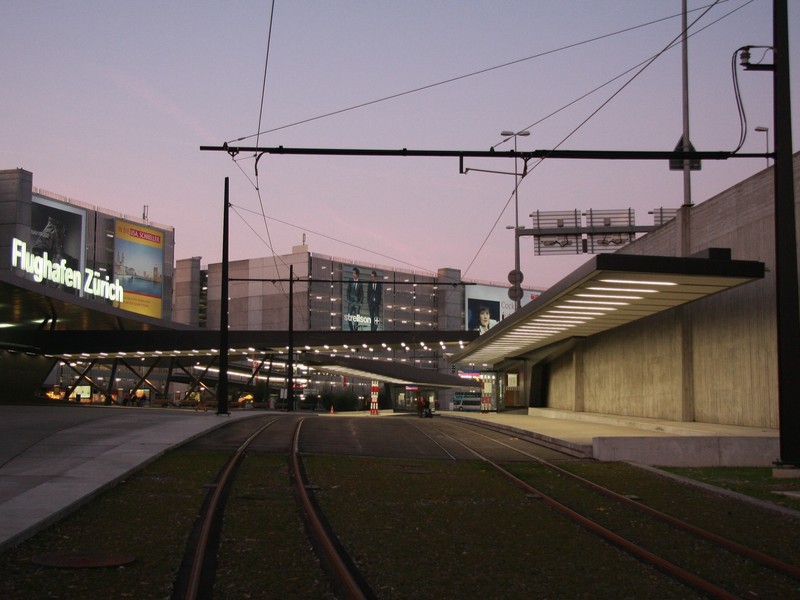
[500,129,530,309]
[755,126,770,168]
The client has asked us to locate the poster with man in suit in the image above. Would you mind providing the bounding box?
[344,267,363,330]
[367,270,383,331]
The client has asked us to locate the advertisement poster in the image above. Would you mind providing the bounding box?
[342,266,384,331]
[465,284,541,334]
[114,220,164,318]
[28,196,86,295]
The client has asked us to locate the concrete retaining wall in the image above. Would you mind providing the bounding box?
[593,436,780,467]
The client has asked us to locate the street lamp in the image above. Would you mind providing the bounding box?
[500,129,530,309]
[755,126,770,168]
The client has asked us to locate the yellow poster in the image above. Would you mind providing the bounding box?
[114,220,164,318]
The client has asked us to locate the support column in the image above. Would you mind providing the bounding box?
[680,307,695,422]
[678,207,695,422]
[573,344,584,413]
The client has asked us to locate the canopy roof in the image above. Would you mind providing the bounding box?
[449,252,764,367]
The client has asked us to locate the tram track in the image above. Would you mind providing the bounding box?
[15,413,792,598]
[173,416,375,600]
[290,419,375,600]
[173,417,281,599]
[450,420,800,580]
[173,415,800,599]
[424,418,800,599]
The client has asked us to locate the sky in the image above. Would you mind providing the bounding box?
[2,0,798,290]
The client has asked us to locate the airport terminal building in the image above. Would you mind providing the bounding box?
[2,156,798,448]
[0,168,181,401]
[1,169,176,321]
[0,167,532,407]
[172,246,542,410]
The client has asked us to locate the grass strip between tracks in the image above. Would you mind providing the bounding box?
[0,449,227,599]
[1,450,799,599]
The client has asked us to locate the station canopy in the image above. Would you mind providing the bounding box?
[0,269,478,388]
[449,252,764,367]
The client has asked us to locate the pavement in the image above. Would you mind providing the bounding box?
[451,407,780,468]
[0,403,782,552]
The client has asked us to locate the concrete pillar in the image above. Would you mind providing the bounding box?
[677,202,695,422]
[573,343,584,412]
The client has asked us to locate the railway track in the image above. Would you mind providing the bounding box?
[416,418,800,599]
[170,414,800,599]
[172,416,374,600]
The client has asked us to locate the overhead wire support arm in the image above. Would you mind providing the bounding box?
[201,144,765,164]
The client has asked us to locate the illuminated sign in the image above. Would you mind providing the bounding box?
[14,194,169,319]
[11,238,124,301]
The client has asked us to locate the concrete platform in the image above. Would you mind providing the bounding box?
[445,408,780,468]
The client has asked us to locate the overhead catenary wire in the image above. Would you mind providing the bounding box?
[226,1,751,282]
[231,204,434,273]
[227,1,735,144]
[462,0,742,278]
[255,0,276,152]
[488,0,752,154]
[730,44,774,153]
[251,0,293,299]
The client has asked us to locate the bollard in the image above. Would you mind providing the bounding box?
[370,381,379,415]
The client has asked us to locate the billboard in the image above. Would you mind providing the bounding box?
[465,284,540,334]
[114,220,164,318]
[10,196,126,304]
[27,196,86,295]
[342,266,384,332]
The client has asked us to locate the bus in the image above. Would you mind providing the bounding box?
[452,390,481,411]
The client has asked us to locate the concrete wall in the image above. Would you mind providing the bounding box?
[546,351,576,411]
[0,169,32,271]
[207,251,311,331]
[540,155,798,428]
[578,310,685,420]
[173,257,201,326]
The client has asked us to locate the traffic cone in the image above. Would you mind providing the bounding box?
[330,404,335,414]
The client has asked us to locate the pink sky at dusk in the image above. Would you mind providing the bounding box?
[2,1,797,289]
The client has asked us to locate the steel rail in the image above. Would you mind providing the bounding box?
[182,418,278,600]
[492,425,800,579]
[450,420,800,582]
[434,424,741,600]
[290,419,370,600]
[403,419,458,460]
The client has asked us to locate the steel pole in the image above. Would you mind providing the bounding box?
[287,264,294,411]
[218,177,229,415]
[681,0,692,207]
[772,0,799,465]
[514,135,521,310]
